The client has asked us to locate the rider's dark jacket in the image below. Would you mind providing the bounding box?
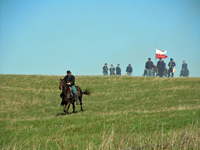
[145,61,154,69]
[103,66,108,73]
[109,67,115,75]
[182,63,187,69]
[64,75,75,86]
[116,66,121,75]
[126,66,132,73]
[168,61,176,68]
[157,60,164,70]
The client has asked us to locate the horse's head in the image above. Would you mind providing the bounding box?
[59,78,66,90]
[59,78,73,99]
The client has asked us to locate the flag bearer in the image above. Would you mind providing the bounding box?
[157,58,165,77]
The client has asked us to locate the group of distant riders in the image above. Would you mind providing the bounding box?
[102,58,189,77]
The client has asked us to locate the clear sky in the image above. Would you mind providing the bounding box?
[0,0,200,77]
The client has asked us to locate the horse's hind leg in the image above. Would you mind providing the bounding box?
[80,97,83,111]
[80,103,83,111]
[72,102,75,113]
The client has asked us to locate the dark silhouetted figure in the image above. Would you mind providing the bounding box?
[180,61,189,77]
[168,58,176,77]
[126,64,132,76]
[116,64,121,75]
[103,63,108,75]
[145,58,154,77]
[162,60,168,77]
[157,58,165,77]
[109,64,115,75]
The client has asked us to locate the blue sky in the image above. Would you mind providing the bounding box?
[0,0,200,77]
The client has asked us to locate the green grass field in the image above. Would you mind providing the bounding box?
[0,74,199,149]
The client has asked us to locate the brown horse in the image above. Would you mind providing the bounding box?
[59,78,91,114]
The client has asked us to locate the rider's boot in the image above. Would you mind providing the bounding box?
[75,95,80,105]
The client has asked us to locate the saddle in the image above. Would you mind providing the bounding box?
[69,86,81,97]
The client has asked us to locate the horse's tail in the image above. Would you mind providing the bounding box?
[82,89,91,95]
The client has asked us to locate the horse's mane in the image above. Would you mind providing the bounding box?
[62,78,66,83]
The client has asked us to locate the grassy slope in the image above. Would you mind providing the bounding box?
[0,75,199,149]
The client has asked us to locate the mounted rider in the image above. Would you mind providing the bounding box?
[64,70,80,105]
[180,61,189,77]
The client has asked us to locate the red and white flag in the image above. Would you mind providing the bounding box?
[156,49,167,59]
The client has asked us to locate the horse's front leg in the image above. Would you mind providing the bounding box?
[65,101,71,114]
[63,104,67,113]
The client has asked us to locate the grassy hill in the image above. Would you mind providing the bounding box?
[0,74,199,149]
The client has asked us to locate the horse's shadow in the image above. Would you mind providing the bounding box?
[55,110,85,117]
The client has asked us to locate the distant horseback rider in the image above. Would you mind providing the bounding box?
[180,61,189,77]
[182,61,187,70]
[116,64,121,75]
[126,64,133,76]
[109,64,115,75]
[64,70,80,105]
[168,58,176,77]
[103,63,108,75]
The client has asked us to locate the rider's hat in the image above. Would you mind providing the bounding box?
[67,70,71,74]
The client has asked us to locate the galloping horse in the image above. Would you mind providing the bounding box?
[59,78,91,114]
